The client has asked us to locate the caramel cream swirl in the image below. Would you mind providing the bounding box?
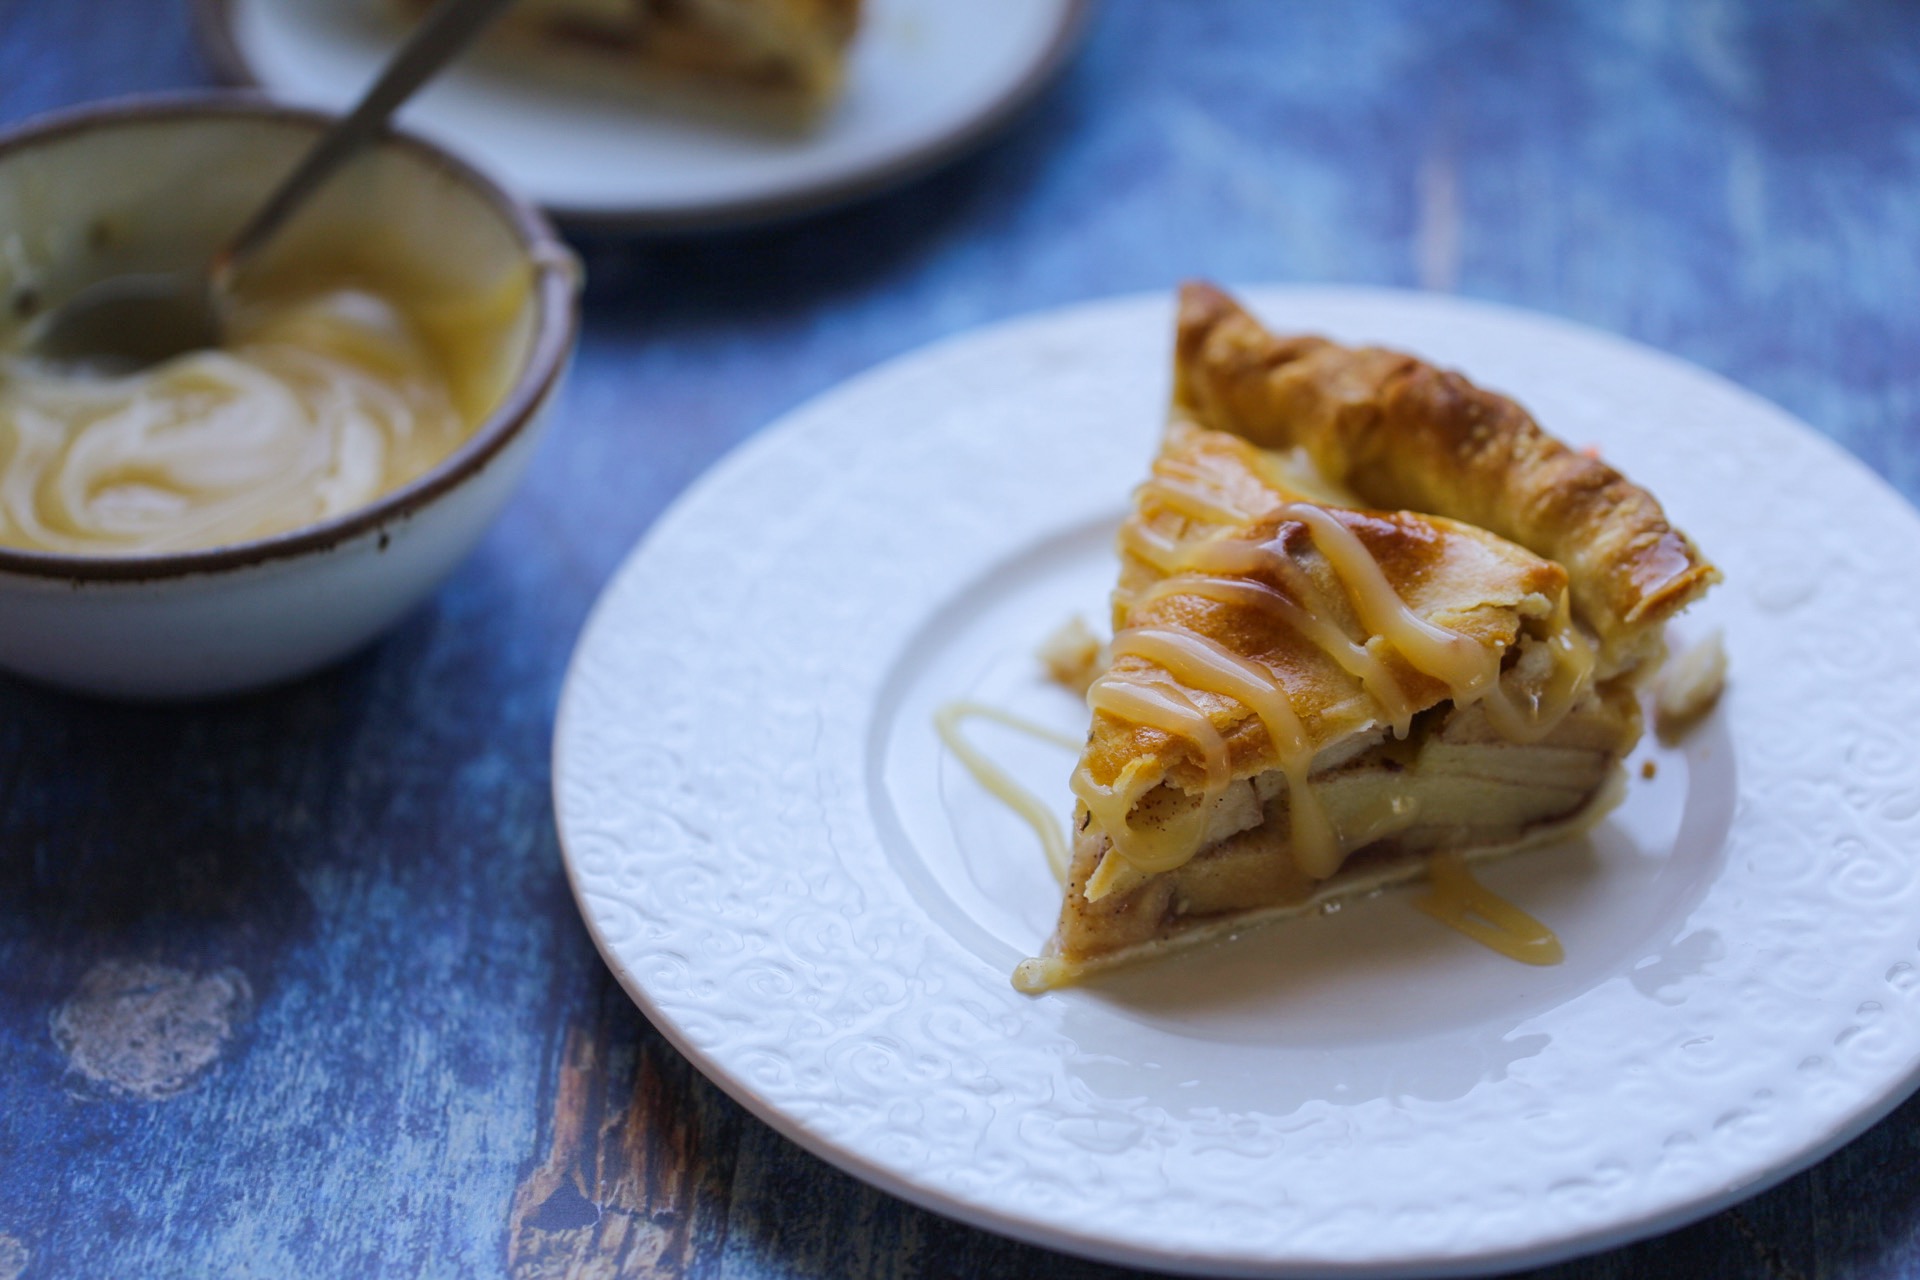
[0,288,471,555]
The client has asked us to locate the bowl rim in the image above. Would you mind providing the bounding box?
[0,90,579,585]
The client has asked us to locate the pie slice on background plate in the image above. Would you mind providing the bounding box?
[395,0,863,124]
[1016,282,1721,992]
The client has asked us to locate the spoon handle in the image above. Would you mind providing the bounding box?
[215,0,519,279]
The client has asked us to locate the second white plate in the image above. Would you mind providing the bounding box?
[200,0,1091,229]
[555,288,1920,1275]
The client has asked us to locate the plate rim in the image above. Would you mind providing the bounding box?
[191,0,1097,232]
[551,285,1920,1276]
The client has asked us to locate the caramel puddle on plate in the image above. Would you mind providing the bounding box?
[1415,852,1565,965]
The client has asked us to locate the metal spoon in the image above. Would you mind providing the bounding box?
[29,0,517,373]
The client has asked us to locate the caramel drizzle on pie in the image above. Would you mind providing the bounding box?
[1135,476,1249,526]
[1137,572,1413,734]
[1102,626,1338,878]
[1479,589,1597,744]
[1076,483,1597,885]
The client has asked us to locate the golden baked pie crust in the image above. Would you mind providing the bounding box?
[1022,283,1719,989]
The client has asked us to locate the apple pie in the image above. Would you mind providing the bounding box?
[397,0,862,123]
[1014,284,1720,992]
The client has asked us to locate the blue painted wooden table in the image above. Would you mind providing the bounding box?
[3,2,1918,1276]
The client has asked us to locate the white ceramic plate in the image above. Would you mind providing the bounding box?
[553,288,1920,1276]
[199,0,1090,229]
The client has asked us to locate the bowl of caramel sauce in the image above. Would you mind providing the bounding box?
[0,94,578,698]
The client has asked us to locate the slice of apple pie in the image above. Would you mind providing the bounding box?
[1015,284,1719,992]
[398,0,862,123]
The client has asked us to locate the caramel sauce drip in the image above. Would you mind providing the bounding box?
[1156,547,1415,737]
[1277,503,1497,700]
[1479,590,1597,743]
[1071,757,1185,880]
[1106,626,1340,878]
[933,701,1079,886]
[1078,677,1228,874]
[1137,476,1253,526]
[1413,853,1564,965]
[1087,492,1596,887]
[1117,519,1184,575]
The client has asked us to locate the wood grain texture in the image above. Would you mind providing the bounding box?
[507,979,743,1280]
[2,1,1919,1276]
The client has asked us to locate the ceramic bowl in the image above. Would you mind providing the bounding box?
[0,94,579,699]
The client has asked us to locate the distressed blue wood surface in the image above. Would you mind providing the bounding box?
[2,2,1919,1277]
